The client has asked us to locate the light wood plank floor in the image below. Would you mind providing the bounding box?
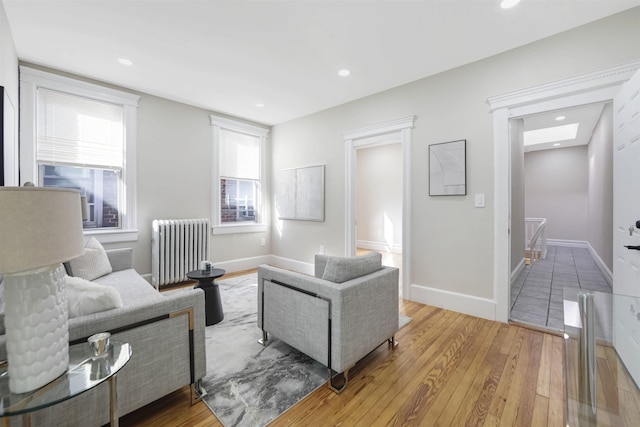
[122,275,638,426]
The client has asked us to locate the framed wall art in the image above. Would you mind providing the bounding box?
[429,139,466,196]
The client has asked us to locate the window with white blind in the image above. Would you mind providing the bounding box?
[211,115,269,234]
[20,67,140,242]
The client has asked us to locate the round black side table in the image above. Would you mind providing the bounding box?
[187,268,226,326]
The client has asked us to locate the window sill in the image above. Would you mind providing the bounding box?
[212,224,267,235]
[84,229,138,244]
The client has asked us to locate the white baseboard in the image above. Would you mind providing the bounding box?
[212,255,272,273]
[511,257,526,283]
[410,284,496,321]
[357,240,402,254]
[586,242,613,287]
[267,255,315,276]
[547,239,588,248]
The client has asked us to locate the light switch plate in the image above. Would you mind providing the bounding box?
[475,194,485,208]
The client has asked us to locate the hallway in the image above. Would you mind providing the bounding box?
[510,245,612,331]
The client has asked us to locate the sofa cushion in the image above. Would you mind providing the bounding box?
[66,237,113,281]
[321,252,383,283]
[66,275,123,318]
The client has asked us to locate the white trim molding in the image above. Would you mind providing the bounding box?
[357,240,402,254]
[487,61,639,323]
[343,116,415,298]
[19,66,140,244]
[267,255,315,276]
[410,284,496,321]
[210,114,270,235]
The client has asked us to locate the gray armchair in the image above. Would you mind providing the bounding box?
[257,252,399,392]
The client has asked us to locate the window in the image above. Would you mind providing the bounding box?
[211,115,269,234]
[20,67,139,242]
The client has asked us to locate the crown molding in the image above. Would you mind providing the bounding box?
[343,116,415,141]
[486,61,640,111]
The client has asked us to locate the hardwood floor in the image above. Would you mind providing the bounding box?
[121,274,638,426]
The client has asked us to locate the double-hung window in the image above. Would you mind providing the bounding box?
[20,67,140,242]
[211,115,268,234]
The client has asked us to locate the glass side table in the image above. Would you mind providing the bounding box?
[0,341,132,427]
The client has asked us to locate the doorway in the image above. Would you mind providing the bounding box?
[509,103,614,330]
[356,142,404,294]
[344,116,414,299]
[487,61,639,323]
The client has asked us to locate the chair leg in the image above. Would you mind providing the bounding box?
[328,368,349,393]
[258,330,268,346]
[190,380,206,405]
[388,335,398,349]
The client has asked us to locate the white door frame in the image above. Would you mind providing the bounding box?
[488,61,640,323]
[344,116,415,298]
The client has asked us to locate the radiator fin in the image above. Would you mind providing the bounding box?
[151,219,210,288]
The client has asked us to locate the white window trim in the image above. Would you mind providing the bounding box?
[19,66,140,243]
[210,114,269,235]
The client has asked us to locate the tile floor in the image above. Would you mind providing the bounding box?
[510,245,612,331]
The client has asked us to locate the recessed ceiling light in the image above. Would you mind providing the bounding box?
[338,69,351,77]
[255,103,265,108]
[555,115,566,121]
[500,0,520,9]
[117,58,133,66]
[524,123,580,146]
[553,143,561,147]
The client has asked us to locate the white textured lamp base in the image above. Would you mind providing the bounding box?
[4,264,69,394]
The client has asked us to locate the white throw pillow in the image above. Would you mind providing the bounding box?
[65,275,122,318]
[67,237,113,281]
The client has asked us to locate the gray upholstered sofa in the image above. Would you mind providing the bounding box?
[257,252,399,392]
[0,248,207,426]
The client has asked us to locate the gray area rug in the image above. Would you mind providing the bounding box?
[201,273,411,427]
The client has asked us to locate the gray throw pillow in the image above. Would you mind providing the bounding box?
[66,237,113,281]
[322,252,383,283]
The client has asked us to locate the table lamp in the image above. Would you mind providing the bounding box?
[0,187,84,393]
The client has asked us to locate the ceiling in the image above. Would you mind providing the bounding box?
[523,103,607,153]
[3,1,639,126]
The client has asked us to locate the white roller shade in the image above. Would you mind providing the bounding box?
[37,88,124,168]
[219,129,260,180]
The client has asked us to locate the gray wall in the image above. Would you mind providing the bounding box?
[18,64,271,275]
[511,119,525,273]
[525,146,589,241]
[3,7,637,303]
[587,104,614,271]
[356,144,402,250]
[271,9,639,300]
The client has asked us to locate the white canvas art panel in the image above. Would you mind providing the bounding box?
[276,165,324,221]
[429,140,466,196]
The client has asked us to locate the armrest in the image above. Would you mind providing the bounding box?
[106,248,133,272]
[68,287,205,342]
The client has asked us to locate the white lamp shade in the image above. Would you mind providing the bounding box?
[0,187,85,274]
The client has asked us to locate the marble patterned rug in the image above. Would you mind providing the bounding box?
[201,273,411,427]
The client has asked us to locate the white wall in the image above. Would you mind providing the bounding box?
[356,144,402,251]
[0,1,19,184]
[525,146,589,241]
[271,9,640,308]
[588,104,614,271]
[0,3,18,105]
